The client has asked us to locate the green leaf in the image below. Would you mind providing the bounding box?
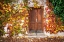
[50,0,64,22]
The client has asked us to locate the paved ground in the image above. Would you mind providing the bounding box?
[0,32,64,42]
[27,32,64,37]
[0,36,64,42]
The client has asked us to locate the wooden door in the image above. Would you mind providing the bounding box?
[29,7,43,32]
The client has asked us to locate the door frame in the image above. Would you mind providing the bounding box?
[28,7,44,33]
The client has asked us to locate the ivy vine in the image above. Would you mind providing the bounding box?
[50,0,64,23]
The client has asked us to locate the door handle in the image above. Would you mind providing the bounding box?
[36,18,37,22]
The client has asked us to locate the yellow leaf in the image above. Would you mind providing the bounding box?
[9,9,11,12]
[19,10,23,12]
[22,17,25,20]
[13,11,15,14]
[3,7,6,9]
[5,10,9,12]
[25,14,29,16]
[17,16,20,18]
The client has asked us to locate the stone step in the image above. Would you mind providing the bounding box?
[27,33,45,36]
[29,30,43,33]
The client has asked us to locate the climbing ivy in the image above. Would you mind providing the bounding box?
[50,0,64,22]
